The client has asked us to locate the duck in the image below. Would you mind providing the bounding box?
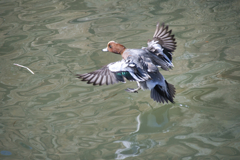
[77,23,176,103]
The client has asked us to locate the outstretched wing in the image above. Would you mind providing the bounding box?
[145,23,177,70]
[76,59,150,86]
[151,22,176,52]
[76,65,119,85]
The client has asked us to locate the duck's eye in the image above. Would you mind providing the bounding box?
[109,44,112,48]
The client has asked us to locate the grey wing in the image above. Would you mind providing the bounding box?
[109,59,150,81]
[77,59,150,86]
[145,22,177,70]
[76,64,120,85]
[151,22,176,52]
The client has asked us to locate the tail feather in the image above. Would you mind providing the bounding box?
[150,81,175,103]
[165,80,176,100]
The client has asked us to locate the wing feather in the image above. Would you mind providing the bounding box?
[77,59,151,86]
[149,23,177,52]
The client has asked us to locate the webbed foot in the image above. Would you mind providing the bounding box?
[125,88,139,93]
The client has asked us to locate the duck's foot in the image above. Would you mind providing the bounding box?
[125,82,141,93]
[125,88,139,93]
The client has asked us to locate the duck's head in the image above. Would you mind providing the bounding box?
[102,41,126,55]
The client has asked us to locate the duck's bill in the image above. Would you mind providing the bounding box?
[102,47,108,52]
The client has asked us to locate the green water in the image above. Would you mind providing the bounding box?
[0,0,240,159]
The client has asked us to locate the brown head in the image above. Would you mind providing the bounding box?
[102,41,126,55]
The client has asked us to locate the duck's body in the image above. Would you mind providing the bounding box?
[77,23,176,103]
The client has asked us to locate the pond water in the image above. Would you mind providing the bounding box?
[1,0,240,159]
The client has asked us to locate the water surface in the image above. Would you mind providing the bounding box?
[1,0,240,159]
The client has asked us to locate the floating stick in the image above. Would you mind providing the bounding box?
[13,63,35,74]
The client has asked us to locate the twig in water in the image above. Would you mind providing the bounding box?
[13,63,34,74]
[13,120,17,126]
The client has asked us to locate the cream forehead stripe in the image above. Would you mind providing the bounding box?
[108,41,116,45]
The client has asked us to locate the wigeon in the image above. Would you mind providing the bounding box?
[77,23,176,103]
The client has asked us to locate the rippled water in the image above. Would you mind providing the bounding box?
[1,0,240,159]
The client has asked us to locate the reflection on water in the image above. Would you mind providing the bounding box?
[1,0,240,159]
[115,106,170,159]
[133,105,171,134]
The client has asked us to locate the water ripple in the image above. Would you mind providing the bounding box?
[0,0,240,159]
